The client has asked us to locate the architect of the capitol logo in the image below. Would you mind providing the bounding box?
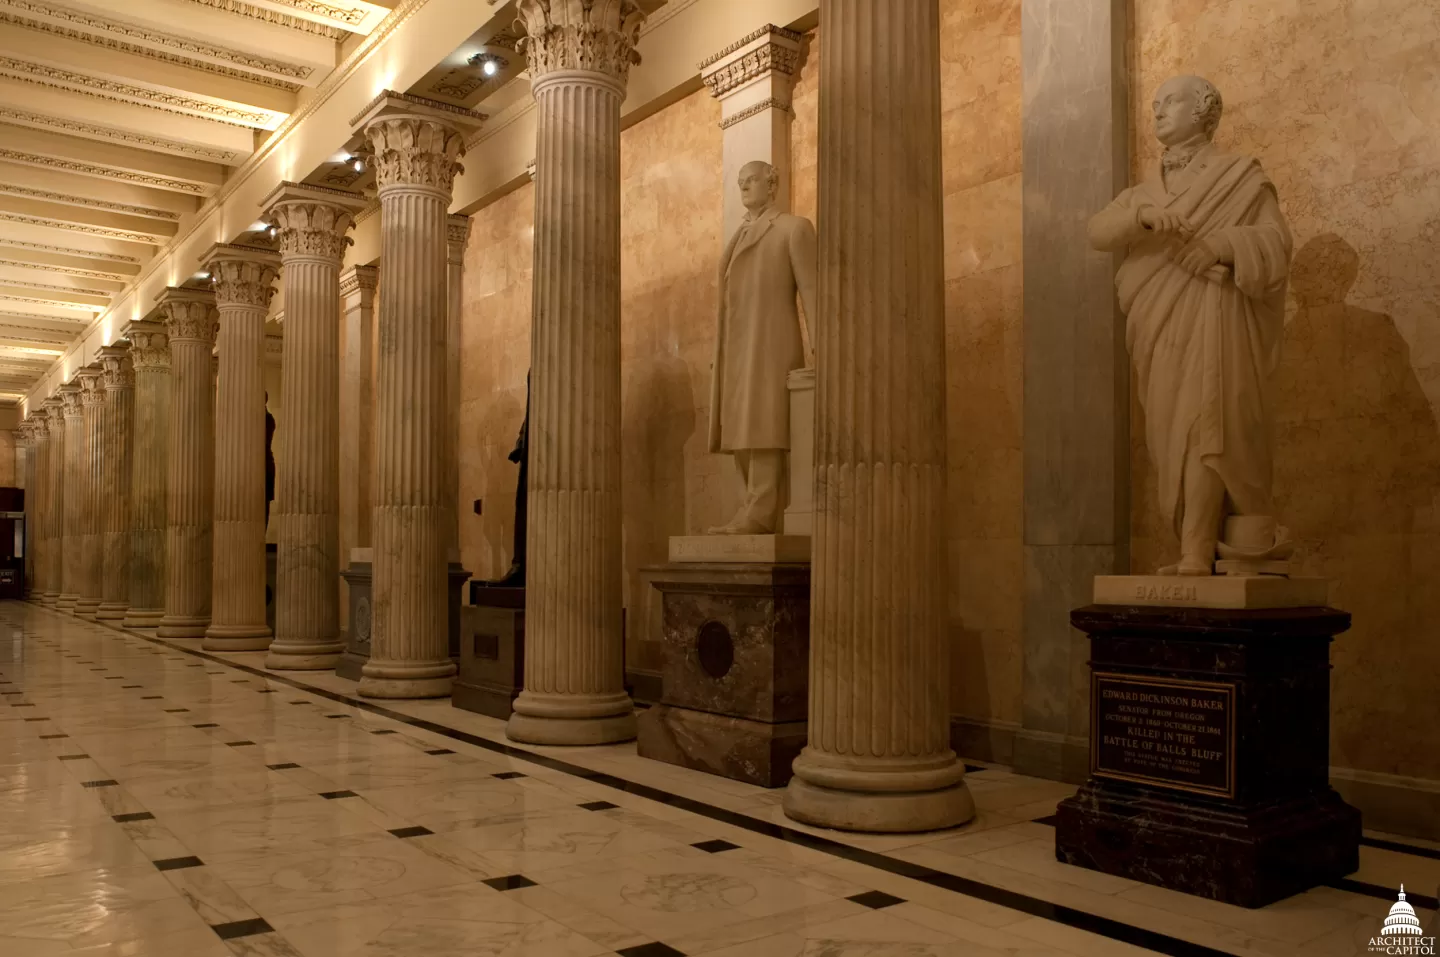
[1368,886,1436,955]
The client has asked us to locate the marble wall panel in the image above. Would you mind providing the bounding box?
[1132,0,1440,780]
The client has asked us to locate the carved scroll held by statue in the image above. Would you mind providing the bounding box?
[707,160,818,535]
[1089,76,1296,577]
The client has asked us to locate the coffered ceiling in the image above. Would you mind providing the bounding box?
[0,0,392,400]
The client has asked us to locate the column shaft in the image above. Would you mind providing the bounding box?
[76,369,105,618]
[58,385,82,610]
[42,402,64,604]
[507,0,643,745]
[262,186,363,670]
[783,0,974,833]
[20,423,35,596]
[338,265,377,631]
[98,348,134,619]
[365,169,454,697]
[125,324,170,626]
[158,292,219,638]
[206,249,279,649]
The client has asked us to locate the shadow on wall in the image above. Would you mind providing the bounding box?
[1273,232,1440,765]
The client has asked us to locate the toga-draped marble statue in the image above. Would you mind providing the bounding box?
[1089,75,1294,576]
[707,160,818,535]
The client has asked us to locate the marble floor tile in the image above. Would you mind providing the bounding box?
[158,792,388,860]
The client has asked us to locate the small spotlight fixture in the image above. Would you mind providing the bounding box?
[266,224,280,240]
[468,52,508,79]
[348,155,365,174]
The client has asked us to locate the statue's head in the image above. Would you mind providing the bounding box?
[738,161,779,213]
[1152,75,1223,147]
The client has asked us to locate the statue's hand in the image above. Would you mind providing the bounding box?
[1175,239,1223,275]
[1138,205,1195,239]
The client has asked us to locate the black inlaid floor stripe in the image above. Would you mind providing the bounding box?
[154,855,204,871]
[72,611,1377,957]
[114,811,155,823]
[1328,877,1439,911]
[1360,835,1440,863]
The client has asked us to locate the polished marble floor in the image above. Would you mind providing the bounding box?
[1,601,1437,957]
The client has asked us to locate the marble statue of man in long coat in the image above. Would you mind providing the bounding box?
[707,160,818,534]
[1090,76,1293,575]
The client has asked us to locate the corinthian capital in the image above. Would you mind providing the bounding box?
[124,320,170,372]
[204,244,281,310]
[78,366,105,406]
[516,0,647,85]
[154,287,218,345]
[42,397,64,432]
[261,182,368,263]
[100,344,134,390]
[351,92,484,196]
[59,382,83,417]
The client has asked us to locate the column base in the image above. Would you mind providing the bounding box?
[506,691,638,746]
[266,639,344,671]
[56,593,79,610]
[357,658,456,699]
[157,616,211,639]
[95,602,128,621]
[122,608,163,628]
[73,598,101,618]
[39,592,58,606]
[202,624,272,652]
[783,752,976,833]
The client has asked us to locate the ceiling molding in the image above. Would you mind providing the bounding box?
[0,237,140,264]
[0,106,241,162]
[0,183,184,220]
[0,146,210,195]
[0,257,125,279]
[0,211,168,242]
[245,0,368,27]
[0,292,100,310]
[178,0,348,39]
[0,56,273,126]
[0,278,114,296]
[0,0,313,84]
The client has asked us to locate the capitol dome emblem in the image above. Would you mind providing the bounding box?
[1368,886,1435,955]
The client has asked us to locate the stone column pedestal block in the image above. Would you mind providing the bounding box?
[637,562,809,788]
[452,584,525,720]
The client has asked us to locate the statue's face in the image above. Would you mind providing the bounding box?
[1153,78,1206,146]
[738,164,775,212]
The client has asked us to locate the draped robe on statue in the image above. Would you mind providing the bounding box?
[1090,145,1292,538]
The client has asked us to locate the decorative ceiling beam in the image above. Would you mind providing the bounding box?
[226,0,387,33]
[0,93,248,164]
[0,220,152,266]
[0,124,226,194]
[0,238,143,276]
[0,279,110,308]
[0,309,95,334]
[0,259,128,287]
[0,24,298,119]
[0,184,179,222]
[0,160,201,218]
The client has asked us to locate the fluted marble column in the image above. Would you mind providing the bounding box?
[96,346,134,620]
[156,287,219,639]
[506,0,643,745]
[20,419,37,596]
[124,322,170,626]
[351,93,481,698]
[445,214,469,556]
[783,0,974,833]
[262,182,367,670]
[57,382,83,611]
[201,245,279,649]
[338,264,377,629]
[41,398,65,605]
[75,366,105,619]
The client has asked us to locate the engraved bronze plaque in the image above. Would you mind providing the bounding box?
[1092,673,1236,798]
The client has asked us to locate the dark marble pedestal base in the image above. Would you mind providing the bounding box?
[1056,602,1360,908]
[638,704,806,788]
[636,560,809,789]
[452,585,524,720]
[335,556,469,681]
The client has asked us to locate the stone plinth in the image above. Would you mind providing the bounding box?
[1094,575,1329,610]
[336,548,372,681]
[452,585,525,720]
[637,562,809,788]
[1056,602,1360,908]
[669,535,810,564]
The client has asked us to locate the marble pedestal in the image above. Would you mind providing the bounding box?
[1055,597,1360,908]
[636,561,809,788]
[336,549,468,681]
[452,584,524,720]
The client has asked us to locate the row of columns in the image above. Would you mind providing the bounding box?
[17,0,964,833]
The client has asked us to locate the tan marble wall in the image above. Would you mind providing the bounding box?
[0,430,15,487]
[458,2,1026,728]
[1132,0,1440,781]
